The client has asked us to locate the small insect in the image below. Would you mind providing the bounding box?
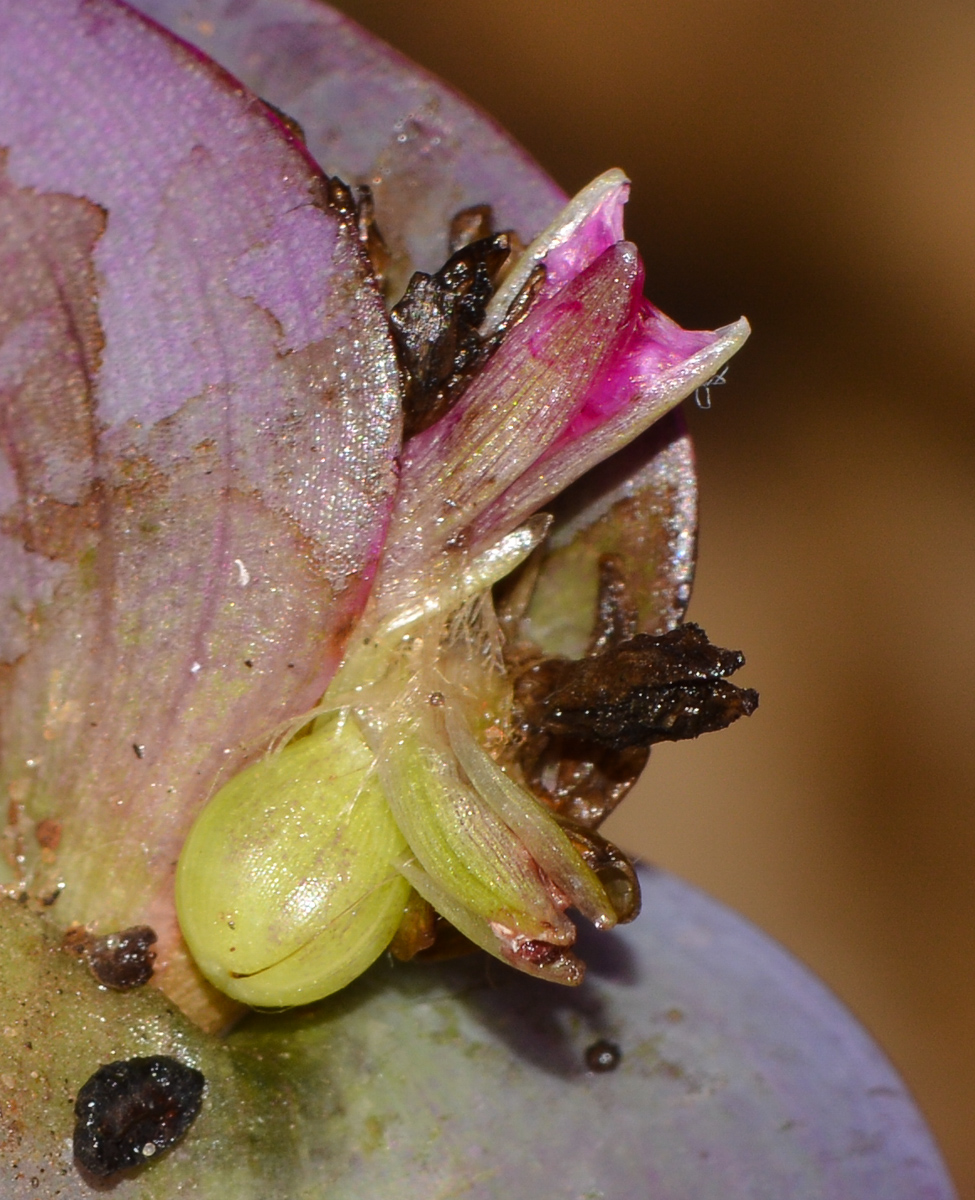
[585,1039,622,1073]
[693,364,729,409]
[87,925,157,990]
[73,1055,205,1178]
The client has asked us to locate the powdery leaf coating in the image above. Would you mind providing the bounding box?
[0,0,401,1017]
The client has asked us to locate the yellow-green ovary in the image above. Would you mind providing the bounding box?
[176,714,410,1007]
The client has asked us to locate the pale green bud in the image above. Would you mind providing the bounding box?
[176,714,410,1007]
[377,694,617,984]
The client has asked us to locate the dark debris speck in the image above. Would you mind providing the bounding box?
[87,926,157,990]
[73,1055,205,1178]
[585,1039,622,1073]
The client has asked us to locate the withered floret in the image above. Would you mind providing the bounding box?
[391,230,512,437]
[538,623,758,750]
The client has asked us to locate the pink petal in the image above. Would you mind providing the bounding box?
[474,297,748,545]
[370,242,640,618]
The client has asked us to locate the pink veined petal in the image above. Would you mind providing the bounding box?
[0,0,401,1013]
[483,169,631,331]
[371,235,746,615]
[369,243,641,619]
[541,176,628,293]
[473,298,749,547]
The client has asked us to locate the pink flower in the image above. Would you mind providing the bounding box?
[0,5,953,1198]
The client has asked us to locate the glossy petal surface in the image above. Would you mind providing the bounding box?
[132,0,710,651]
[0,869,955,1198]
[0,0,401,1000]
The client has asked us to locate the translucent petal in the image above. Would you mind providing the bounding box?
[376,701,574,947]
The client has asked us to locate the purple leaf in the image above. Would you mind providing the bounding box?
[0,867,956,1197]
[0,0,400,1022]
[135,0,567,291]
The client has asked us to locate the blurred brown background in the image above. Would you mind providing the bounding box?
[332,1,974,1192]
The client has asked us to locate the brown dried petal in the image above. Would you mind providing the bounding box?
[392,233,512,437]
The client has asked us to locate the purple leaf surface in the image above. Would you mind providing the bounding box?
[135,0,567,292]
[0,0,401,1020]
[0,868,956,1197]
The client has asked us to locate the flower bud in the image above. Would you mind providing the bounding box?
[176,715,409,1007]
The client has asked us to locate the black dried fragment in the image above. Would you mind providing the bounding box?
[539,623,758,751]
[585,1039,622,1073]
[87,925,157,990]
[392,232,512,437]
[508,651,650,829]
[73,1056,205,1179]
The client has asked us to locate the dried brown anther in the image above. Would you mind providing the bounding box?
[317,175,392,291]
[392,232,512,437]
[507,562,757,828]
[507,652,650,829]
[540,623,758,751]
[388,891,438,961]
